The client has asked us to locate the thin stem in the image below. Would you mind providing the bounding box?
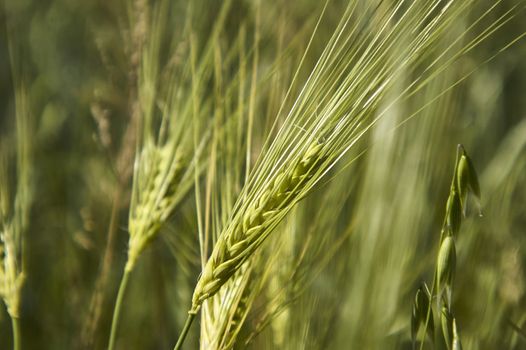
[82,188,122,347]
[173,313,196,350]
[108,268,132,350]
[11,316,21,350]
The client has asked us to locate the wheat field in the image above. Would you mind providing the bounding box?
[1,0,525,349]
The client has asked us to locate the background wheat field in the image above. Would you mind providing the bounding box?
[1,0,526,349]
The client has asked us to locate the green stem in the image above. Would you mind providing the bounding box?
[108,267,132,350]
[173,313,196,350]
[11,316,21,350]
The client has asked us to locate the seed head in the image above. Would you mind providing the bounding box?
[191,141,325,311]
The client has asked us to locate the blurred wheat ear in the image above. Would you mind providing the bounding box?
[0,78,34,350]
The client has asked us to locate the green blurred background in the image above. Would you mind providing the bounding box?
[1,0,525,349]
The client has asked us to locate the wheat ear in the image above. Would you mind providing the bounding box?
[0,80,32,350]
[191,141,325,312]
[126,142,187,271]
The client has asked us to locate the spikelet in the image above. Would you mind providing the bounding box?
[436,235,456,305]
[445,190,462,236]
[411,283,434,345]
[456,148,481,215]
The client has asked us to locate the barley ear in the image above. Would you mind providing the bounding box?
[190,141,325,311]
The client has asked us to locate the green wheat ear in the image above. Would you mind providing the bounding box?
[192,140,326,311]
[0,79,33,350]
[126,142,188,271]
